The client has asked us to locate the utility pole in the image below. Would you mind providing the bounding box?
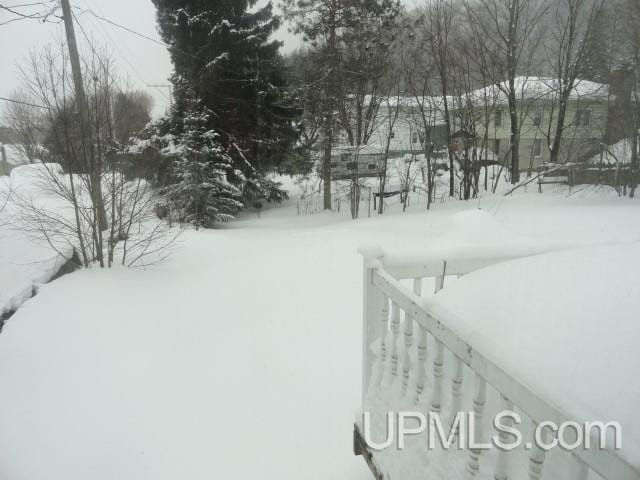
[59,0,107,264]
[322,0,338,211]
[60,0,89,134]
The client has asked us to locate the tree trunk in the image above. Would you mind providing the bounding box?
[323,114,333,210]
[322,4,338,211]
[550,91,571,164]
[507,0,520,185]
[442,94,455,197]
[508,82,520,184]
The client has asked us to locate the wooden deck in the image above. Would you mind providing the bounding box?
[353,423,384,480]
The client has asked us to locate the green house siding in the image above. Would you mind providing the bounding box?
[454,99,608,169]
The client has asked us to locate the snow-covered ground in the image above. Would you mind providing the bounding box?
[0,170,639,479]
[0,165,72,317]
[1,144,29,168]
[434,242,640,468]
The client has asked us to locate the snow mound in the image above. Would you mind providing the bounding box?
[430,242,640,468]
[1,144,30,168]
[588,138,637,165]
[446,209,527,245]
[381,209,571,268]
[0,163,71,315]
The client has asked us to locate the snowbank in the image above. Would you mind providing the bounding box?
[0,144,29,168]
[589,138,637,165]
[0,164,72,315]
[380,209,575,266]
[431,243,640,468]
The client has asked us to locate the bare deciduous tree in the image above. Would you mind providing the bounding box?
[6,42,175,268]
[620,0,640,196]
[402,27,441,209]
[544,0,606,165]
[376,81,402,214]
[464,0,549,184]
[422,0,457,197]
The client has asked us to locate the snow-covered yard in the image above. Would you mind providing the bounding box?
[0,173,639,479]
[0,165,72,317]
[0,144,29,170]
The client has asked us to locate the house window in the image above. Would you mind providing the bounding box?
[340,153,350,162]
[532,139,543,158]
[330,162,338,168]
[532,106,544,127]
[367,163,377,170]
[346,162,358,171]
[494,139,501,154]
[390,131,395,139]
[495,110,503,127]
[412,132,418,144]
[576,108,592,127]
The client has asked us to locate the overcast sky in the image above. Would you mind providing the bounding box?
[0,0,303,121]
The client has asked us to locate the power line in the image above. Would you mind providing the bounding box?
[0,96,47,109]
[77,2,171,105]
[83,7,204,63]
[80,0,172,102]
[0,1,60,25]
[80,5,295,79]
[148,84,172,107]
[1,1,53,7]
[85,9,168,49]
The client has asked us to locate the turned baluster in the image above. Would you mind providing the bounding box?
[379,295,389,364]
[467,375,487,477]
[431,342,445,412]
[403,280,420,350]
[528,423,549,480]
[450,357,464,427]
[494,396,514,480]
[414,327,428,404]
[401,278,422,395]
[375,294,390,387]
[431,272,446,412]
[390,301,401,378]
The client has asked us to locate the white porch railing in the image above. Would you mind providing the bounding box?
[357,247,640,480]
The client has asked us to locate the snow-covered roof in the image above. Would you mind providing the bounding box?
[1,144,29,167]
[468,76,609,105]
[369,77,608,115]
[331,144,385,156]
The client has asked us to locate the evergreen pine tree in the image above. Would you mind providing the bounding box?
[162,101,244,228]
[151,0,299,175]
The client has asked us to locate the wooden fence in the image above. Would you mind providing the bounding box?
[538,164,635,191]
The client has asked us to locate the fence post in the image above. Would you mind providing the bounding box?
[361,246,385,410]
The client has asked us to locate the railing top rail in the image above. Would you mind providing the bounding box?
[359,243,561,279]
[370,264,640,480]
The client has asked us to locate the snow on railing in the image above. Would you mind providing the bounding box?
[357,247,640,480]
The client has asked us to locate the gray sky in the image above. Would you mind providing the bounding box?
[0,0,302,121]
